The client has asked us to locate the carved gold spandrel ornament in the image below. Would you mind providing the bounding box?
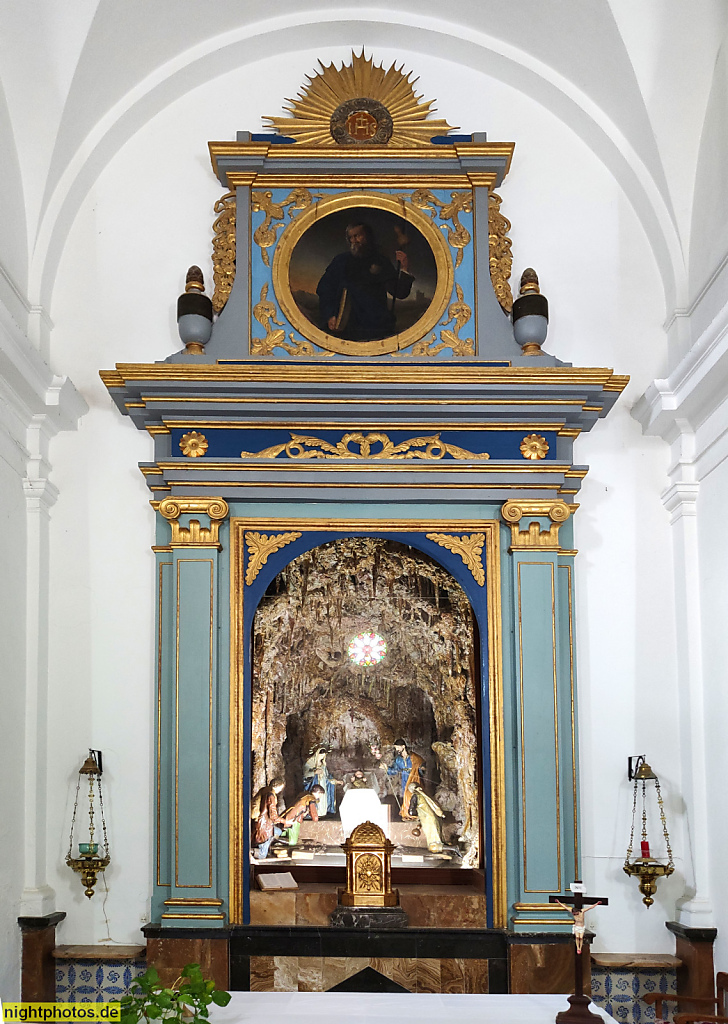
[211,191,236,314]
[179,431,208,457]
[239,430,490,461]
[158,497,230,548]
[244,531,302,585]
[265,51,456,148]
[405,284,475,357]
[401,189,472,268]
[426,532,486,586]
[520,433,549,460]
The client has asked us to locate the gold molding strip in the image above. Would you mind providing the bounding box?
[426,532,485,586]
[161,420,566,431]
[243,531,302,585]
[101,364,630,390]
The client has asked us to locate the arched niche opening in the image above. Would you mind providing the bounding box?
[250,536,482,870]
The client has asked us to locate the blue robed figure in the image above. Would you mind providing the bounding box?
[316,222,413,342]
[303,745,342,816]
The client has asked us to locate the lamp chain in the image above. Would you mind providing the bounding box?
[654,777,674,868]
[98,777,110,856]
[626,778,638,861]
[67,773,82,858]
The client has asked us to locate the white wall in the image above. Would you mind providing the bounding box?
[42,46,683,956]
[0,444,28,998]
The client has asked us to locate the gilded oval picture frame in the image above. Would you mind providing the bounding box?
[272,192,455,356]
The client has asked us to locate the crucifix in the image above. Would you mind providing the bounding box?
[549,882,608,1023]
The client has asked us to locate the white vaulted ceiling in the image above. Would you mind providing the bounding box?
[0,0,726,321]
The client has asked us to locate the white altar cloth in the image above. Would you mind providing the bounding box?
[212,992,618,1024]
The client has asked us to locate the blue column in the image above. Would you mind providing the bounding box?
[154,498,229,927]
[501,500,579,931]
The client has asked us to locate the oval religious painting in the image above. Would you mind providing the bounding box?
[273,193,453,356]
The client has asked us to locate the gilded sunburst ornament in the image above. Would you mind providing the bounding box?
[264,51,457,148]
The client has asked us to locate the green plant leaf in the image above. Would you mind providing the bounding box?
[211,992,231,1006]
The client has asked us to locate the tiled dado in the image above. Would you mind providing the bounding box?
[250,955,489,993]
[249,884,487,928]
[55,960,147,1002]
[590,966,678,1024]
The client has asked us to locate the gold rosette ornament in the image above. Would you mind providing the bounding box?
[520,434,549,460]
[179,431,209,458]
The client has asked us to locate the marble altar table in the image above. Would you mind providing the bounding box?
[212,992,618,1024]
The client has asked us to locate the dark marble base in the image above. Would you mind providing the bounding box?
[18,912,67,1001]
[330,906,409,929]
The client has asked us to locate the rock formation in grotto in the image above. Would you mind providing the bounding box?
[250,537,482,866]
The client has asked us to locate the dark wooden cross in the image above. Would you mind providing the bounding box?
[549,883,609,1023]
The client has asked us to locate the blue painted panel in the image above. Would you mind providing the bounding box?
[250,187,477,358]
[175,557,215,889]
[170,427,557,461]
[156,559,174,900]
[557,560,578,885]
[517,558,561,894]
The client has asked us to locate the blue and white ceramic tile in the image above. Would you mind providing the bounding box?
[591,967,677,1024]
[56,960,146,1002]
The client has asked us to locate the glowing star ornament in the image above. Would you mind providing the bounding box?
[348,632,387,667]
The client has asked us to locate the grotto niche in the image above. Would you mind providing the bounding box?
[250,537,482,869]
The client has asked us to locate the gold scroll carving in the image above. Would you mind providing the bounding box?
[158,498,230,549]
[408,284,475,357]
[501,500,571,551]
[251,188,319,267]
[488,192,513,313]
[211,192,236,314]
[239,430,490,461]
[426,532,486,586]
[403,188,472,268]
[244,531,302,585]
[250,284,316,357]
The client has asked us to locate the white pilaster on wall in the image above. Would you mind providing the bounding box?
[0,299,87,917]
[634,288,728,928]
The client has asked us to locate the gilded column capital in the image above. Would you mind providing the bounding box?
[156,497,230,549]
[501,500,573,551]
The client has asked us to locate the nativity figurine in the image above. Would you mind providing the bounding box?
[303,744,343,815]
[251,778,285,859]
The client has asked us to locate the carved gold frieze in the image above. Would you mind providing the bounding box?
[211,192,236,314]
[520,434,549,460]
[179,431,208,457]
[501,500,571,551]
[251,188,319,267]
[355,853,384,892]
[406,284,475,357]
[239,430,490,461]
[264,51,456,148]
[489,192,513,313]
[158,498,230,548]
[244,531,302,585]
[401,188,472,268]
[250,284,316,357]
[426,532,486,586]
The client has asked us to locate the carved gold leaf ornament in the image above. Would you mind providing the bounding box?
[251,188,319,267]
[250,284,316,357]
[264,51,457,148]
[239,430,490,461]
[520,434,549,460]
[244,531,302,585]
[488,192,514,313]
[179,431,208,458]
[211,192,236,314]
[426,533,486,586]
[407,284,475,357]
[402,188,472,268]
[355,853,384,892]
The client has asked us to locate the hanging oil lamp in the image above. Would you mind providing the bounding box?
[66,750,110,898]
[623,758,674,907]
